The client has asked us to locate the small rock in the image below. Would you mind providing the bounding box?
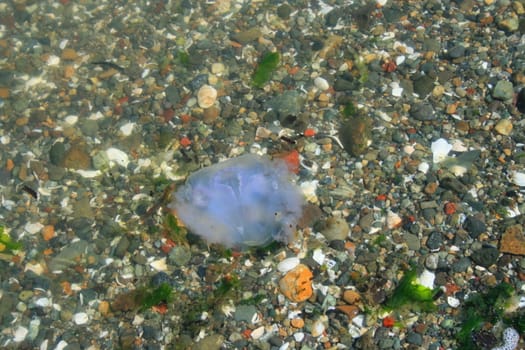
[463,216,487,238]
[516,88,525,113]
[494,119,513,136]
[63,144,91,169]
[314,77,330,91]
[471,246,499,267]
[61,48,78,60]
[426,231,443,250]
[336,304,360,320]
[319,216,349,241]
[339,115,372,156]
[277,257,300,273]
[500,224,525,256]
[492,80,514,101]
[197,85,217,109]
[342,290,361,304]
[410,103,434,121]
[72,312,89,325]
[279,264,313,302]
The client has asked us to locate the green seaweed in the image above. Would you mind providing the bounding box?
[384,268,439,312]
[0,225,22,252]
[457,282,516,349]
[252,52,280,88]
[342,102,357,118]
[140,283,174,311]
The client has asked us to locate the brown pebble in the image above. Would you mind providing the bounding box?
[62,145,91,169]
[98,300,110,316]
[61,48,78,60]
[500,224,525,255]
[202,106,220,124]
[336,305,359,320]
[424,182,438,195]
[42,225,55,241]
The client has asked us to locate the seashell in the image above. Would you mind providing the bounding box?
[197,84,217,109]
[277,257,300,273]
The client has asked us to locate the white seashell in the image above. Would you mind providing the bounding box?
[106,147,129,168]
[119,122,135,136]
[197,85,217,109]
[251,326,265,339]
[431,138,452,163]
[511,171,525,186]
[13,326,28,342]
[277,257,300,273]
[314,77,330,91]
[25,222,44,235]
[149,257,168,271]
[72,312,89,325]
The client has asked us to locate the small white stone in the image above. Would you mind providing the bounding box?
[314,77,330,91]
[211,62,226,75]
[447,296,460,308]
[75,169,102,178]
[64,115,78,125]
[395,55,405,65]
[119,122,135,136]
[431,138,452,163]
[13,326,28,342]
[73,312,89,325]
[47,55,60,66]
[149,257,168,271]
[35,297,51,308]
[25,262,45,275]
[418,162,430,173]
[251,326,265,339]
[312,249,325,265]
[390,82,403,97]
[293,332,305,342]
[417,269,435,289]
[0,135,10,144]
[310,319,326,337]
[25,222,44,234]
[277,257,300,273]
[106,147,129,168]
[386,210,402,229]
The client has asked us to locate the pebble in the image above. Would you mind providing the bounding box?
[471,246,499,267]
[319,216,350,241]
[314,77,330,91]
[13,326,28,342]
[494,119,513,136]
[279,264,313,302]
[106,147,130,168]
[492,80,514,101]
[499,224,525,256]
[197,85,218,109]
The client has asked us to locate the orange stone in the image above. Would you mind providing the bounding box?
[500,224,525,255]
[290,317,305,328]
[279,264,313,302]
[61,48,78,60]
[0,87,9,99]
[41,225,55,241]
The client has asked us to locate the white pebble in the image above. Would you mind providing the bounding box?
[447,296,460,308]
[46,55,60,66]
[35,297,51,308]
[149,257,168,271]
[73,312,89,325]
[64,115,78,125]
[0,135,10,144]
[277,257,300,273]
[431,138,452,163]
[314,77,330,91]
[417,269,435,289]
[312,249,325,265]
[492,327,520,350]
[310,319,326,337]
[293,332,305,342]
[106,147,129,168]
[390,82,403,97]
[511,171,525,187]
[119,122,136,136]
[418,162,430,173]
[24,222,43,235]
[251,326,265,339]
[13,326,28,342]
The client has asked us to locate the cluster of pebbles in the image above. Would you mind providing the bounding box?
[0,0,524,349]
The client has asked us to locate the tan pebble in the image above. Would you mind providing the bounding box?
[61,48,78,60]
[64,65,75,79]
[424,182,438,195]
[0,87,9,99]
[16,116,29,126]
[279,264,313,302]
[98,300,110,315]
[494,119,513,136]
[197,85,217,109]
[342,290,361,304]
[211,62,225,74]
[310,319,325,337]
[290,318,305,328]
[446,102,459,115]
[432,85,445,98]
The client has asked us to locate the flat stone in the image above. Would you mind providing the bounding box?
[500,224,525,255]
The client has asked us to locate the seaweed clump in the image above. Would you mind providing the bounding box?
[384,268,439,312]
[252,52,280,88]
